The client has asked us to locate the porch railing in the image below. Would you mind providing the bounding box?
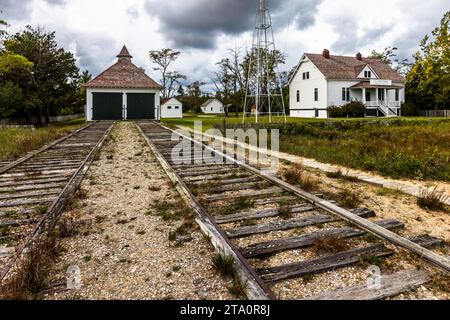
[363,100,401,108]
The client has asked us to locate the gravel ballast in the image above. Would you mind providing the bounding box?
[45,122,232,300]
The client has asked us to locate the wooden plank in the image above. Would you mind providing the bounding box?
[183,172,253,183]
[226,208,375,239]
[204,186,285,202]
[215,203,315,224]
[303,269,429,300]
[0,218,36,228]
[178,167,237,177]
[190,176,261,186]
[242,219,404,258]
[0,197,56,208]
[0,208,35,218]
[0,182,66,193]
[258,235,442,283]
[0,169,76,179]
[0,177,69,187]
[0,189,61,201]
[206,182,265,194]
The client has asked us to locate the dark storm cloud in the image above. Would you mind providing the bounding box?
[1,0,66,21]
[0,0,33,20]
[144,0,322,49]
[54,28,118,76]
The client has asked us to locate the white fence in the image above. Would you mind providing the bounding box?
[0,114,85,128]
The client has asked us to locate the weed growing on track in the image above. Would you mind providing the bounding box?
[417,187,449,212]
[0,234,62,300]
[211,254,248,299]
[311,235,350,254]
[212,254,235,277]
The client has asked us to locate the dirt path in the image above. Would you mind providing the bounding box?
[45,122,232,300]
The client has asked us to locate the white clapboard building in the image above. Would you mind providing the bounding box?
[160,97,183,118]
[289,49,406,118]
[84,46,162,121]
[200,99,224,115]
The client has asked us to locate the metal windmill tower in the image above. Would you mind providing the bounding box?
[243,0,287,124]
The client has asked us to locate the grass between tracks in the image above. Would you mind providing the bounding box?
[0,118,85,162]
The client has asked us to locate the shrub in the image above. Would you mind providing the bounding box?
[401,101,420,116]
[328,106,344,118]
[328,101,366,118]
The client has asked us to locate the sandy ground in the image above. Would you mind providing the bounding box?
[45,122,232,300]
[271,162,450,300]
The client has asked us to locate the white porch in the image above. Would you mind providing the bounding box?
[350,83,403,117]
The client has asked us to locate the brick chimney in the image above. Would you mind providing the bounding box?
[322,49,330,59]
[356,52,362,61]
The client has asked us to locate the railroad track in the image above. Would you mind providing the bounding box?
[137,121,449,300]
[0,121,114,280]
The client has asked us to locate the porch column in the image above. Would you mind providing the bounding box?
[362,88,366,105]
[376,88,379,105]
[384,88,387,105]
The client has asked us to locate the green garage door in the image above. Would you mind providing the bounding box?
[127,93,155,120]
[92,93,123,120]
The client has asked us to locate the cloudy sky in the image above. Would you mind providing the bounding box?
[1,0,448,92]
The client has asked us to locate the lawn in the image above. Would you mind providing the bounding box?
[162,115,450,181]
[0,117,86,161]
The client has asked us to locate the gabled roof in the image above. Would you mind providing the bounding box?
[161,97,182,105]
[84,46,163,90]
[201,98,222,108]
[291,53,405,83]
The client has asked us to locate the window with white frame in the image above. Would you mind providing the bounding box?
[314,88,318,101]
[296,90,300,102]
[364,70,372,78]
[342,88,350,101]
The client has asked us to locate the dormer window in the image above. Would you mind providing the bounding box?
[364,70,372,78]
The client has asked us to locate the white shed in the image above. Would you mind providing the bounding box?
[84,46,163,121]
[161,97,183,118]
[200,99,224,115]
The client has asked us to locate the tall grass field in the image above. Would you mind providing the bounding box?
[0,118,85,161]
[163,115,450,181]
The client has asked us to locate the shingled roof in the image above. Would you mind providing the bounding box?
[84,46,163,89]
[298,53,405,83]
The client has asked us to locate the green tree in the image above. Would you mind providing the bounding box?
[149,48,184,99]
[406,11,450,110]
[0,81,24,118]
[3,26,81,123]
[368,46,411,75]
[181,81,206,113]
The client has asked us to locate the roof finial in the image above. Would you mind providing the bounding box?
[117,45,133,61]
